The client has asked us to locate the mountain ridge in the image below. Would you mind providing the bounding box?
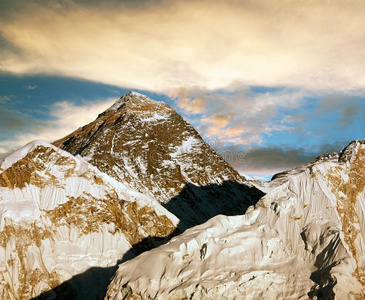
[105,139,365,299]
[0,140,178,299]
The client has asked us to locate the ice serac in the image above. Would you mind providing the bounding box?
[0,141,178,300]
[105,140,365,300]
[54,92,264,227]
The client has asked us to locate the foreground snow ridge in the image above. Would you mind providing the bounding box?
[0,140,178,300]
[106,141,365,300]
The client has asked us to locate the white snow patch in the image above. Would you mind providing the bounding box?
[130,91,147,98]
[141,112,169,122]
[106,157,365,299]
[170,137,200,158]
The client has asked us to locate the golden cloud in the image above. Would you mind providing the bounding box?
[177,97,208,114]
[174,86,304,146]
[1,0,365,91]
[202,114,236,127]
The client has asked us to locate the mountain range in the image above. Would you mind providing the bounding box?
[106,140,365,299]
[0,92,364,299]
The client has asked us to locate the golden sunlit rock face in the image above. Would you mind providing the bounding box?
[54,92,245,199]
[327,144,365,287]
[54,92,264,226]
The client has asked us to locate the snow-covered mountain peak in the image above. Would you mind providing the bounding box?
[0,140,51,169]
[97,91,173,125]
[258,139,365,193]
[54,94,263,227]
[108,91,161,111]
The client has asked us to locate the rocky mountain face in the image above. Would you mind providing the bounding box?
[0,141,178,300]
[106,140,365,300]
[54,92,263,227]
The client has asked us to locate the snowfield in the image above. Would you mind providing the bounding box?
[106,141,365,299]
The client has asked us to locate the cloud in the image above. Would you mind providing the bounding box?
[0,98,115,153]
[1,1,365,91]
[0,96,11,103]
[24,84,37,90]
[177,97,208,114]
[0,107,39,134]
[172,86,306,146]
[202,114,236,128]
[282,93,365,134]
[216,141,348,177]
[171,85,362,177]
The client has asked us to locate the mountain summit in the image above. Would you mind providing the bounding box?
[54,92,264,226]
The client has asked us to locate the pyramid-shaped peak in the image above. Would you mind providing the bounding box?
[119,91,150,102]
[127,91,148,98]
[108,91,160,111]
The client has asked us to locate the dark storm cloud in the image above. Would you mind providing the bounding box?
[215,141,348,175]
[0,107,40,134]
[315,94,364,119]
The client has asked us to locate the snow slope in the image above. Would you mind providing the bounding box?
[106,140,365,299]
[0,141,178,300]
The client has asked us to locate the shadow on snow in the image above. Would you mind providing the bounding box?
[32,180,264,300]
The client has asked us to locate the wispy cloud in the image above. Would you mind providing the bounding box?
[172,85,306,145]
[1,1,365,91]
[0,98,115,154]
[0,96,11,103]
[282,93,365,136]
[23,84,37,90]
[171,85,365,177]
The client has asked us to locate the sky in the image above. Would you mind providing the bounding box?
[1,0,365,180]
